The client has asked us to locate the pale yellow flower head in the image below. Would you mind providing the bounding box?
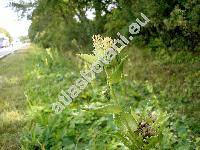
[92,35,113,57]
[77,35,114,64]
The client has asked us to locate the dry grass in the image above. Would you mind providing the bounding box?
[0,49,29,150]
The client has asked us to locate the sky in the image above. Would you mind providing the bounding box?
[0,0,31,38]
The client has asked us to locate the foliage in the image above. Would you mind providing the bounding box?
[19,35,30,43]
[20,36,199,149]
[7,0,199,149]
[0,27,13,42]
[11,0,199,52]
[78,35,191,149]
[106,0,200,52]
[22,45,122,149]
[125,45,200,149]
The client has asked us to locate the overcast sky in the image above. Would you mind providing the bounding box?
[0,0,31,38]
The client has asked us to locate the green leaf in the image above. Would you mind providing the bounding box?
[94,104,122,114]
[108,56,128,84]
[77,54,97,64]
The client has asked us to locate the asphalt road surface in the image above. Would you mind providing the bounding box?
[0,43,29,59]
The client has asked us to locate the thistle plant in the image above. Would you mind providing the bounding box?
[78,35,127,104]
[78,35,175,149]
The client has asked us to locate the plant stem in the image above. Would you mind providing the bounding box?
[105,67,120,106]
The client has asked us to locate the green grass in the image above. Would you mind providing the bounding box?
[20,44,199,149]
[0,49,30,150]
[125,45,200,138]
[0,44,199,149]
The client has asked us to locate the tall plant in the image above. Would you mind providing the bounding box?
[78,35,175,149]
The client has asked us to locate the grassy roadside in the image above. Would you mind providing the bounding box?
[125,45,200,138]
[0,44,199,149]
[21,44,199,149]
[0,48,30,150]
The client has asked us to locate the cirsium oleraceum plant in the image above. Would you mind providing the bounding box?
[77,35,176,149]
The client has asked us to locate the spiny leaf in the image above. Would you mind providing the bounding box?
[108,56,128,84]
[77,54,97,64]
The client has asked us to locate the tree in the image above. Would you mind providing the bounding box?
[0,27,13,42]
[10,0,200,52]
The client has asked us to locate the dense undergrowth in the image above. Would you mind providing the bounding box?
[12,0,200,52]
[21,42,199,149]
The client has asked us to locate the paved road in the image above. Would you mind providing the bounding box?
[0,44,29,59]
